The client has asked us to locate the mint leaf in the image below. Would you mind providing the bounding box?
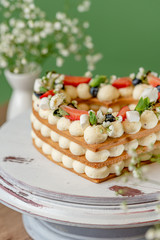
[151,154,160,163]
[53,108,69,117]
[40,86,48,93]
[89,75,107,87]
[135,97,151,114]
[89,111,97,125]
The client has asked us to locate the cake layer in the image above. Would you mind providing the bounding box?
[32,123,160,168]
[32,132,154,183]
[32,105,160,152]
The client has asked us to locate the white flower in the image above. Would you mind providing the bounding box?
[102,121,110,128]
[34,78,42,92]
[55,84,63,92]
[83,21,89,29]
[108,108,113,113]
[96,110,105,124]
[80,114,90,129]
[117,115,122,122]
[129,73,135,79]
[108,125,114,136]
[49,93,65,110]
[56,57,64,67]
[133,168,141,179]
[156,107,160,113]
[54,22,61,30]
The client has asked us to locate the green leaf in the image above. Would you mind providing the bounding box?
[53,108,69,117]
[151,154,160,163]
[89,111,97,125]
[89,75,107,87]
[135,97,151,114]
[39,86,48,93]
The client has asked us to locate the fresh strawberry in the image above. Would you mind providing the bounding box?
[61,105,88,121]
[63,75,91,87]
[112,77,132,89]
[40,90,54,99]
[117,106,130,121]
[147,74,160,87]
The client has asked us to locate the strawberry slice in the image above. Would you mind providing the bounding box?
[63,75,91,87]
[40,90,54,99]
[61,105,88,121]
[112,77,132,89]
[147,74,160,87]
[117,106,130,121]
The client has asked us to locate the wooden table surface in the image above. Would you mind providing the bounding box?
[0,103,32,240]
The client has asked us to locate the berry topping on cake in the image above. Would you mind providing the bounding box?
[132,78,142,86]
[112,77,132,89]
[40,90,55,99]
[105,114,116,122]
[147,74,160,87]
[61,105,88,121]
[117,106,130,121]
[90,87,99,97]
[63,75,91,87]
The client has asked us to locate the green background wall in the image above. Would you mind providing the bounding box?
[0,0,160,104]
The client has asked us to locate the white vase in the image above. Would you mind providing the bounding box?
[5,65,41,120]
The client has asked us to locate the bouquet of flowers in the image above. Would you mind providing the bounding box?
[0,0,102,74]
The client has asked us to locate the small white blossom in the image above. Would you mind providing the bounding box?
[50,93,65,110]
[39,97,50,110]
[96,110,105,124]
[129,73,135,79]
[156,107,160,113]
[54,22,61,30]
[117,115,122,122]
[108,108,113,113]
[34,78,42,92]
[56,57,64,67]
[108,125,114,136]
[80,114,90,129]
[102,121,110,128]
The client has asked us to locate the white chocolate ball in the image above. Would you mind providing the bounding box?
[51,149,63,162]
[69,142,86,156]
[84,126,108,144]
[140,110,158,129]
[109,121,124,138]
[124,139,138,152]
[138,133,157,147]
[97,85,120,101]
[132,84,148,99]
[85,166,109,179]
[77,83,92,99]
[65,85,78,99]
[123,120,141,134]
[69,120,84,136]
[59,136,70,149]
[85,149,110,162]
[51,131,60,142]
[109,144,124,157]
[119,86,134,97]
[73,160,85,173]
[57,117,71,131]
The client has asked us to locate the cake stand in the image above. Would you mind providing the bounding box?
[0,112,160,240]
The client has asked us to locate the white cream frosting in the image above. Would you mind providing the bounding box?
[39,108,50,119]
[109,121,124,138]
[73,160,85,173]
[69,142,86,156]
[97,85,120,101]
[109,161,124,175]
[51,149,63,162]
[48,112,60,125]
[85,149,110,162]
[57,117,71,131]
[62,155,73,168]
[84,125,108,144]
[35,138,43,148]
[41,125,51,137]
[85,166,109,179]
[109,145,124,157]
[32,93,38,102]
[140,110,158,129]
[50,131,60,142]
[123,120,141,134]
[69,120,84,136]
[156,131,160,141]
[42,143,52,155]
[65,85,78,99]
[33,118,42,131]
[59,136,70,149]
[132,84,148,100]
[33,99,40,112]
[119,86,133,97]
[138,133,157,147]
[124,139,138,152]
[77,83,92,99]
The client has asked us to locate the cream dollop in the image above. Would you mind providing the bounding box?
[109,121,124,138]
[109,145,124,157]
[59,136,70,149]
[140,110,158,129]
[69,120,84,136]
[138,133,157,147]
[84,125,108,144]
[85,149,110,162]
[65,85,78,99]
[77,83,92,99]
[57,117,71,131]
[97,85,120,101]
[132,84,149,99]
[119,86,133,97]
[123,120,141,134]
[69,142,86,156]
[85,166,109,179]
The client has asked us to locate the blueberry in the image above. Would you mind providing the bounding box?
[132,78,142,86]
[156,85,160,92]
[34,92,43,98]
[105,114,116,122]
[90,87,99,97]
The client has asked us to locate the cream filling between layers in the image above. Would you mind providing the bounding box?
[31,112,160,163]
